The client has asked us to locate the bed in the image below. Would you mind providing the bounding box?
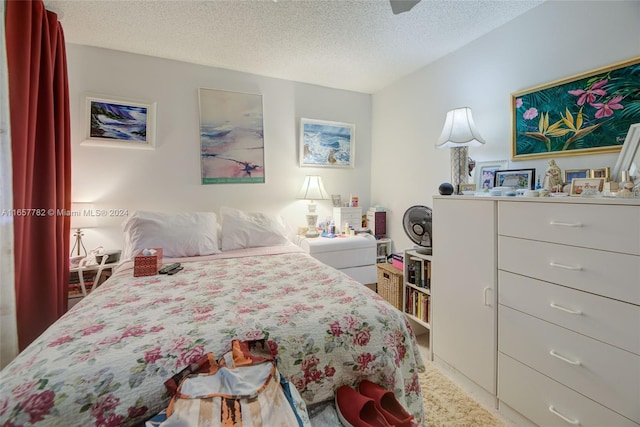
[0,209,425,426]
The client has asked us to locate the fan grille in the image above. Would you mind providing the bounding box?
[403,205,432,248]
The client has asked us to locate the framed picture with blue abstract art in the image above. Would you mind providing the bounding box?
[199,88,265,184]
[300,118,355,168]
[82,94,156,149]
[511,57,640,160]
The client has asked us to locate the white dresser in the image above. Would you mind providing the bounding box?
[497,198,640,427]
[433,196,640,427]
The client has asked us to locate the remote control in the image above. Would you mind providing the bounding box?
[159,263,181,274]
[167,266,184,275]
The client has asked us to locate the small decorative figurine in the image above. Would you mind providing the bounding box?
[543,159,563,191]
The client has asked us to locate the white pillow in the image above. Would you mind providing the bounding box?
[220,207,288,251]
[121,211,221,260]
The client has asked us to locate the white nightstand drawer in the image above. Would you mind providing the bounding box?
[296,235,376,284]
[499,270,640,355]
[341,265,376,285]
[499,305,640,423]
[498,201,640,255]
[311,247,376,270]
[499,353,639,427]
[498,236,640,305]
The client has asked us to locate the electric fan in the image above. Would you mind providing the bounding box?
[402,205,433,255]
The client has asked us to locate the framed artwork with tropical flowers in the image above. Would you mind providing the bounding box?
[511,57,640,160]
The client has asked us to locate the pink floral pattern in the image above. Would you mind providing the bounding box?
[0,249,424,426]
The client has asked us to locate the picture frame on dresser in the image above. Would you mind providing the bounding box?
[458,183,476,194]
[564,168,590,184]
[474,160,508,190]
[494,168,535,189]
[569,177,605,196]
[589,167,610,180]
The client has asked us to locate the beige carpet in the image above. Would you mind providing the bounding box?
[420,363,506,427]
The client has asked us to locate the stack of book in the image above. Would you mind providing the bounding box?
[405,287,429,323]
[68,271,94,297]
[407,259,431,290]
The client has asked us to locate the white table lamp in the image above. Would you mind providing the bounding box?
[296,176,329,238]
[436,107,485,194]
[70,202,97,256]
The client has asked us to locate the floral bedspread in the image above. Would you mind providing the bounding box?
[0,247,425,426]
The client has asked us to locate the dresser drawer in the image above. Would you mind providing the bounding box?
[498,236,640,305]
[498,201,640,255]
[499,271,640,355]
[499,353,639,427]
[499,305,640,423]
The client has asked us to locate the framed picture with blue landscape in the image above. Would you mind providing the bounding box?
[82,94,156,149]
[300,118,355,168]
[511,57,640,160]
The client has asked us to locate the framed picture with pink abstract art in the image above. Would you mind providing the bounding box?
[199,88,265,184]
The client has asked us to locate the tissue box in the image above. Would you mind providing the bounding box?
[134,248,163,277]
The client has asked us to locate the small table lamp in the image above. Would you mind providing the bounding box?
[70,202,97,256]
[297,175,329,238]
[436,107,485,194]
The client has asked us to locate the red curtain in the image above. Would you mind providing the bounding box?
[5,0,71,350]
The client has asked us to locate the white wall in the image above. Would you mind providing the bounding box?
[67,45,372,251]
[371,0,640,251]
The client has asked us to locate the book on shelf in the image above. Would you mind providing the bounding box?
[404,286,429,323]
[408,258,431,290]
[68,280,94,297]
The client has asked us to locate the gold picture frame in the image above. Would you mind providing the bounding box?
[511,57,640,160]
[590,167,610,181]
[569,177,605,196]
[564,168,590,184]
[458,183,476,194]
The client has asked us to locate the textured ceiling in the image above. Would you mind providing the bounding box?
[44,0,545,93]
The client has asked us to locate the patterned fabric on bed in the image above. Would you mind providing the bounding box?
[0,249,425,426]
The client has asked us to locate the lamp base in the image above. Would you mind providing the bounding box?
[451,146,468,194]
[305,213,319,238]
[70,228,87,257]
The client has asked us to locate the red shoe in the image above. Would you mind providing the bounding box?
[335,385,392,427]
[358,380,415,427]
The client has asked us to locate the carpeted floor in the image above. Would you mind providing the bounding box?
[309,363,507,426]
[420,362,506,427]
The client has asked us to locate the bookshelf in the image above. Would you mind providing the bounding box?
[403,249,432,359]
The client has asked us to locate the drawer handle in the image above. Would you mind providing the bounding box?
[549,261,582,271]
[483,287,492,307]
[550,302,582,315]
[548,405,580,425]
[549,350,582,366]
[549,221,583,228]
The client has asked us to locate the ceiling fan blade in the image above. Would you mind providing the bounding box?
[390,0,421,15]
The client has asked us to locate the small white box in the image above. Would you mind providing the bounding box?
[333,207,362,233]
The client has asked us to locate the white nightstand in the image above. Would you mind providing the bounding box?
[296,234,377,288]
